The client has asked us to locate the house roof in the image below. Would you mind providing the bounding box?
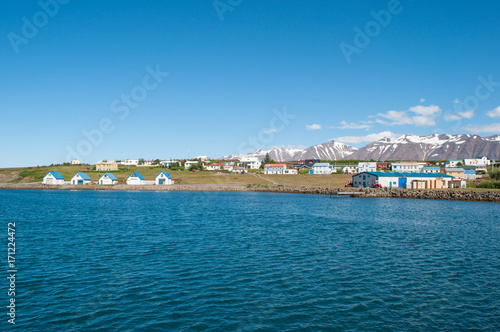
[96,160,116,165]
[445,168,464,172]
[314,163,332,167]
[47,171,64,180]
[157,171,171,179]
[208,163,225,166]
[422,166,440,170]
[75,172,91,180]
[128,172,144,180]
[101,173,118,180]
[356,172,453,178]
[265,164,285,167]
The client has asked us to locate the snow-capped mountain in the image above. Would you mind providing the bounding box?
[222,140,357,162]
[349,134,500,161]
[222,134,500,161]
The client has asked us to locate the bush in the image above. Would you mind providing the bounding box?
[490,171,500,181]
[468,181,500,189]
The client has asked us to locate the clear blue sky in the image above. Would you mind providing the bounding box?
[1,0,499,167]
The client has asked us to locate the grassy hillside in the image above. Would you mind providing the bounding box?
[0,165,354,187]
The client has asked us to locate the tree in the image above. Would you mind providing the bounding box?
[261,153,275,168]
[490,171,500,181]
[457,162,463,167]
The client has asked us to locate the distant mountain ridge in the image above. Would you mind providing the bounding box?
[221,134,500,161]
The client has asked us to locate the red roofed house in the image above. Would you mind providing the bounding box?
[264,164,297,175]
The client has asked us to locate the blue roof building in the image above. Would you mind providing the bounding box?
[352,171,454,189]
[155,171,173,185]
[43,171,65,185]
[71,172,92,185]
[127,172,146,185]
[99,172,118,185]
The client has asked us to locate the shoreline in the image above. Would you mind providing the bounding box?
[0,183,499,202]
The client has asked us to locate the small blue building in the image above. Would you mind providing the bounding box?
[99,173,118,185]
[71,172,92,185]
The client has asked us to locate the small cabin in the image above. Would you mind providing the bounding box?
[155,171,173,185]
[126,172,145,185]
[71,172,92,185]
[99,173,118,185]
[42,171,65,185]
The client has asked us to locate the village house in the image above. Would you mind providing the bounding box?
[160,160,181,168]
[352,172,455,189]
[445,167,465,179]
[376,162,388,169]
[464,157,490,171]
[42,171,65,185]
[462,166,477,180]
[126,172,145,185]
[71,159,81,165]
[391,162,422,173]
[119,159,139,166]
[357,162,377,173]
[239,157,261,169]
[445,159,463,168]
[264,164,287,174]
[232,166,247,174]
[342,166,357,174]
[71,172,92,185]
[184,160,203,170]
[95,160,118,171]
[205,163,225,171]
[311,163,334,174]
[98,173,118,185]
[155,171,173,185]
[421,166,441,173]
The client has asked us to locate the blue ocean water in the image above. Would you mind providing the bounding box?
[1,190,499,331]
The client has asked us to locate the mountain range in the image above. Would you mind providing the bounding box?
[222,134,500,161]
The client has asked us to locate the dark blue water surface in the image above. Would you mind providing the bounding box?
[1,190,499,331]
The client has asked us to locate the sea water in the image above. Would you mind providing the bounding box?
[1,190,499,331]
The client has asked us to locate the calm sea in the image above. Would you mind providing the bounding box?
[1,190,499,331]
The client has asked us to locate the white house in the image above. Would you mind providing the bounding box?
[264,164,287,174]
[155,171,173,185]
[283,169,297,174]
[445,159,463,168]
[121,159,139,166]
[126,172,145,185]
[357,162,377,173]
[184,160,203,170]
[99,173,118,185]
[42,171,65,185]
[205,163,224,171]
[71,172,92,185]
[343,166,357,174]
[311,163,333,174]
[421,166,441,173]
[391,162,422,173]
[464,157,489,171]
[71,159,81,165]
[240,157,261,169]
[160,160,181,168]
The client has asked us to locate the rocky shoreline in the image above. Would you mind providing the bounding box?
[0,183,498,202]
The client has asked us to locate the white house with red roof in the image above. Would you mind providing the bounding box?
[263,164,296,175]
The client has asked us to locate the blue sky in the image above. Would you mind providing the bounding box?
[1,0,500,167]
